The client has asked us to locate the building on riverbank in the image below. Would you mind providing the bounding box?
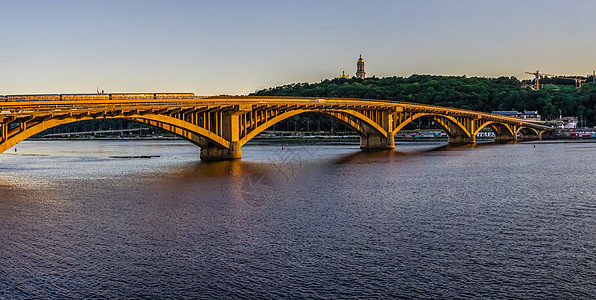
[491,110,541,121]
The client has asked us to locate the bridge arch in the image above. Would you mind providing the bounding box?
[390,112,472,139]
[125,114,229,148]
[238,109,386,147]
[0,114,230,154]
[471,121,517,142]
[516,126,542,140]
[472,121,515,137]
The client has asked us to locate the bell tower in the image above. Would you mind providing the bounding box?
[356,54,366,79]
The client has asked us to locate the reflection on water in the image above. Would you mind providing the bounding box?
[1,140,596,298]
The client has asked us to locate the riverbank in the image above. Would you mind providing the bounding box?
[31,128,596,143]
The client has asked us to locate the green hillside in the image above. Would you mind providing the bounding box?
[252,75,596,126]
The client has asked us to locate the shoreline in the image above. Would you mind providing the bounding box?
[26,136,565,144]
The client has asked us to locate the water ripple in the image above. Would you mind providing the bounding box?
[1,140,595,298]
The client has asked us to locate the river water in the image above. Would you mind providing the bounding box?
[0,139,595,299]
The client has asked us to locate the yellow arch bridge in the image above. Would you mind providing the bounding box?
[0,95,553,160]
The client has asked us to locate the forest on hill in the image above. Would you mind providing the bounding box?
[252,75,596,125]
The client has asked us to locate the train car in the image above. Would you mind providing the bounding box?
[85,94,111,101]
[108,93,155,100]
[61,94,110,101]
[154,93,195,99]
[0,92,195,102]
[5,94,61,101]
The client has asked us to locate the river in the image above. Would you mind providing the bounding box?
[1,140,595,298]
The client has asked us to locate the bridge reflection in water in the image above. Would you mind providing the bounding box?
[0,95,552,160]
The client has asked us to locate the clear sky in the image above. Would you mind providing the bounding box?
[1,0,594,95]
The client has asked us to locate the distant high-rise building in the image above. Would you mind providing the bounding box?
[356,54,366,79]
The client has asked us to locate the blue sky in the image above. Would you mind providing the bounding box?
[1,0,594,95]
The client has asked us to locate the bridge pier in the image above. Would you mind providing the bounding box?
[199,105,251,161]
[199,141,241,161]
[519,133,542,141]
[448,135,475,145]
[360,133,395,151]
[494,135,517,143]
[517,128,543,141]
[491,125,517,143]
[359,118,395,151]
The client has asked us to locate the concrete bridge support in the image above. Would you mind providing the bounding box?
[360,132,395,150]
[487,124,517,143]
[359,112,395,151]
[199,105,250,161]
[493,130,517,142]
[494,134,517,143]
[424,115,475,145]
[448,135,476,144]
[519,133,542,141]
[199,140,241,161]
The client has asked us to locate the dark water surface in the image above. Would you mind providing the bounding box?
[1,140,595,299]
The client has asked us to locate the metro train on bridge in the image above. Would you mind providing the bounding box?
[0,93,195,102]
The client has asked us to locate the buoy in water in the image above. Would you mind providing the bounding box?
[282,145,285,150]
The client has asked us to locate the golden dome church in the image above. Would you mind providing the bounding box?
[356,54,366,79]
